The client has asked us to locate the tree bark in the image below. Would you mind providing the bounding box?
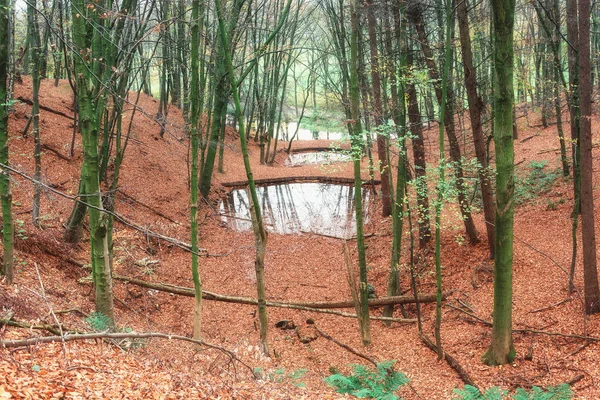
[457,0,495,259]
[484,0,516,366]
[407,2,479,244]
[578,0,600,314]
[0,0,14,283]
[365,0,392,217]
[350,0,371,346]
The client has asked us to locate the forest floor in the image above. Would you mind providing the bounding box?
[1,77,600,399]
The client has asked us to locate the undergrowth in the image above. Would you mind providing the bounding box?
[514,160,561,205]
[253,367,307,387]
[453,383,573,400]
[324,360,409,400]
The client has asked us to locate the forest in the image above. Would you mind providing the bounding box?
[0,0,599,398]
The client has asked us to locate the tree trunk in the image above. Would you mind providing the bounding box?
[190,0,205,340]
[27,0,42,226]
[71,0,114,326]
[365,0,392,217]
[566,0,581,293]
[578,0,600,314]
[406,51,431,248]
[457,0,495,259]
[407,2,479,244]
[0,0,14,284]
[483,0,516,366]
[215,0,292,356]
[350,0,371,346]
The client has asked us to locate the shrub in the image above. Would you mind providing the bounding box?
[324,360,409,400]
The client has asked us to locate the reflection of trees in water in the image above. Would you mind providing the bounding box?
[219,183,370,238]
[285,152,352,167]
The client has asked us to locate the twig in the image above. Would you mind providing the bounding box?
[447,304,600,342]
[311,322,377,367]
[528,298,572,314]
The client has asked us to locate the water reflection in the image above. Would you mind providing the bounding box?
[285,151,352,167]
[281,122,345,141]
[219,183,370,238]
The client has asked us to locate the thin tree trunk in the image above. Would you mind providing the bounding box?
[190,0,204,340]
[0,0,14,283]
[215,0,292,356]
[408,2,479,244]
[350,0,371,347]
[457,0,495,259]
[483,0,516,366]
[365,0,392,217]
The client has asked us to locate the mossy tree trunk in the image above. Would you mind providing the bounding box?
[71,0,114,326]
[484,0,516,366]
[0,0,14,284]
[350,0,371,346]
[215,0,292,356]
[190,0,205,339]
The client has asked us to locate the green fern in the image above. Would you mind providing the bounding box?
[85,312,112,332]
[324,360,409,400]
[454,384,572,400]
[513,384,572,400]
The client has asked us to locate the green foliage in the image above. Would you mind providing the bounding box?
[86,312,112,332]
[324,360,409,400]
[514,161,561,205]
[453,384,572,400]
[254,367,308,388]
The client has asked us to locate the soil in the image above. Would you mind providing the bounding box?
[1,77,600,399]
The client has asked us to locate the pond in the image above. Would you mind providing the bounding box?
[285,151,352,167]
[219,182,370,239]
[281,122,345,141]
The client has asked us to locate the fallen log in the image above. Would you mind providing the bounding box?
[222,176,380,188]
[290,147,350,153]
[420,333,477,388]
[114,275,444,310]
[17,96,74,120]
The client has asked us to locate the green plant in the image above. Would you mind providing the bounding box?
[86,312,112,332]
[15,219,27,240]
[514,161,561,205]
[324,360,409,400]
[453,384,573,400]
[254,367,308,387]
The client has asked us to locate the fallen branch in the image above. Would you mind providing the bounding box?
[114,274,441,310]
[41,144,71,161]
[114,275,413,323]
[17,96,74,120]
[0,331,254,376]
[311,321,377,367]
[222,176,380,188]
[420,333,477,388]
[0,317,79,336]
[528,298,572,314]
[117,190,180,225]
[447,303,600,342]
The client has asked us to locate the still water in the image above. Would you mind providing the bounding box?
[219,183,370,238]
[285,151,352,167]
